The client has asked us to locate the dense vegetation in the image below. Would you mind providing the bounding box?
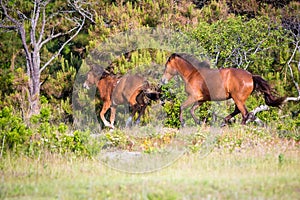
[1,1,300,199]
[0,0,299,157]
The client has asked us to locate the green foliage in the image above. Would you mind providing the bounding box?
[0,68,14,102]
[0,31,23,67]
[161,80,214,128]
[0,68,29,116]
[105,130,128,148]
[0,0,299,157]
[0,105,99,157]
[41,56,77,123]
[190,16,291,73]
[160,82,182,128]
[0,106,32,154]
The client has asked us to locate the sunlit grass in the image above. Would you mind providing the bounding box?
[1,126,300,199]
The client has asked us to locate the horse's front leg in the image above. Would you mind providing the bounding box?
[135,104,147,125]
[100,101,114,128]
[126,104,138,128]
[180,96,196,127]
[190,101,203,125]
[222,105,240,127]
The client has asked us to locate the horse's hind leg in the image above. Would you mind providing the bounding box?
[233,100,248,125]
[109,106,116,129]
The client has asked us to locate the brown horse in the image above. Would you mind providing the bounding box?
[83,68,160,128]
[161,53,286,126]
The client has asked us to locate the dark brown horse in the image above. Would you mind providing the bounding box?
[161,53,285,126]
[83,68,160,128]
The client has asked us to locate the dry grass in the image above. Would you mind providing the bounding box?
[1,126,300,199]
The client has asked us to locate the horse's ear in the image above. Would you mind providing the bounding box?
[90,64,99,72]
[101,69,110,78]
[91,64,104,76]
[103,69,110,74]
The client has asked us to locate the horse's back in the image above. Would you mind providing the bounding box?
[220,68,254,99]
[112,74,147,105]
[190,68,254,101]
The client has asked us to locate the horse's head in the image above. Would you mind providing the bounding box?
[83,66,109,89]
[83,70,98,89]
[161,54,178,84]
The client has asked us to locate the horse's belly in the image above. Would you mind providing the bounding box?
[207,89,229,101]
[203,78,229,101]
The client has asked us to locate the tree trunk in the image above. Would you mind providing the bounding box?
[29,46,41,116]
[1,0,90,118]
[29,65,41,116]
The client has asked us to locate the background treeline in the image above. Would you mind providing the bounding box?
[0,0,299,156]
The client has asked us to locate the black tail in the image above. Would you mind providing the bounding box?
[252,75,286,107]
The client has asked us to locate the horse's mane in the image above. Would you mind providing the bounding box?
[90,65,119,80]
[170,53,210,69]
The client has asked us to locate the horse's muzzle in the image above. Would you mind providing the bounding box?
[83,82,90,89]
[161,77,168,85]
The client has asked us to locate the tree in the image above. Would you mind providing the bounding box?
[0,0,94,117]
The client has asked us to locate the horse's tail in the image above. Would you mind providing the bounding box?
[252,75,286,107]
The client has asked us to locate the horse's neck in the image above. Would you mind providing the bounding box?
[176,59,198,81]
[99,75,118,86]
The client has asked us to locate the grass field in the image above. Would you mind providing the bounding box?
[1,127,300,199]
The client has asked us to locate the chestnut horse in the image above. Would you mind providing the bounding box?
[83,68,160,128]
[161,53,285,126]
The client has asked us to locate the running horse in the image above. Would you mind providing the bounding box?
[83,67,160,128]
[161,53,286,126]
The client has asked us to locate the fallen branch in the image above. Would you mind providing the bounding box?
[246,40,300,125]
[245,105,269,126]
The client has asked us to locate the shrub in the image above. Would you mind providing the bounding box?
[0,105,99,157]
[0,106,32,155]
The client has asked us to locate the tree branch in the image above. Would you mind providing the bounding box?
[30,0,41,48]
[39,16,85,73]
[37,4,46,45]
[285,40,300,100]
[246,105,269,126]
[246,39,300,125]
[0,0,33,73]
[39,22,79,49]
[69,0,95,24]
[0,24,17,30]
[0,0,21,26]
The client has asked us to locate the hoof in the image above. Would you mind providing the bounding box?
[125,116,133,128]
[135,119,141,125]
[220,122,227,128]
[104,123,114,129]
[194,119,200,125]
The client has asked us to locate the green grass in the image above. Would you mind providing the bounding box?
[1,127,300,199]
[0,126,300,199]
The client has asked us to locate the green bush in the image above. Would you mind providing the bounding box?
[0,105,99,157]
[0,106,32,155]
